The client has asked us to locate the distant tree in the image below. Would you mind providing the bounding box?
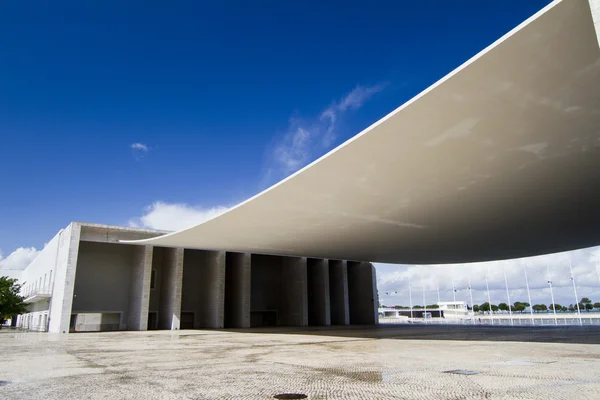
[426,304,439,309]
[581,297,593,312]
[491,304,499,312]
[0,277,27,327]
[473,304,480,312]
[512,302,526,313]
[480,302,491,312]
[561,306,569,312]
[532,304,548,312]
[413,305,423,309]
[568,304,576,312]
[593,302,600,310]
[549,303,562,312]
[498,303,509,311]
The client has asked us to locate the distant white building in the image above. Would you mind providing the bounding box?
[437,301,472,320]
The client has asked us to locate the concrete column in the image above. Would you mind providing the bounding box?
[347,261,378,325]
[158,248,184,330]
[127,245,153,330]
[195,251,226,329]
[307,258,330,326]
[281,257,308,327]
[329,260,349,325]
[49,223,82,334]
[590,0,600,46]
[225,252,251,328]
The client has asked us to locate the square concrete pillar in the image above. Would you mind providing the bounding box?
[590,0,600,46]
[329,260,349,325]
[158,247,184,330]
[281,256,308,327]
[347,261,378,325]
[225,252,251,328]
[49,223,82,334]
[307,258,331,326]
[194,250,226,329]
[127,245,153,330]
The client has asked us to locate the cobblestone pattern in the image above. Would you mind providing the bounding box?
[1,326,599,399]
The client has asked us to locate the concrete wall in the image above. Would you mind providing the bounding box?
[49,223,81,333]
[182,250,225,329]
[158,247,184,330]
[224,252,251,328]
[18,229,63,298]
[329,260,349,325]
[72,242,134,330]
[307,258,330,326]
[347,261,378,325]
[250,255,281,310]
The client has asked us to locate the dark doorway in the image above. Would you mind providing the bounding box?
[251,311,277,327]
[180,312,194,329]
[147,312,158,330]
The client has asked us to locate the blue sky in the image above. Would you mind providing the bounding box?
[6,0,598,306]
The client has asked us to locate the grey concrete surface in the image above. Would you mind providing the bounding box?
[1,325,600,399]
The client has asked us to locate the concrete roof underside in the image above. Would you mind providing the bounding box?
[130,0,600,264]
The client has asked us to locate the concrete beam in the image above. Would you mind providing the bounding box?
[194,251,226,329]
[329,260,349,325]
[307,258,330,326]
[281,257,308,327]
[225,252,251,328]
[127,245,153,330]
[158,248,184,330]
[347,261,378,325]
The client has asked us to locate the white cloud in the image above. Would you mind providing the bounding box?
[336,83,388,112]
[0,247,39,270]
[129,201,229,231]
[376,246,600,308]
[131,143,149,152]
[269,83,387,180]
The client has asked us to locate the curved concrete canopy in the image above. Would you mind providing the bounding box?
[129,0,600,264]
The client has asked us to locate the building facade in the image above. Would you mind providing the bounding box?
[12,222,378,333]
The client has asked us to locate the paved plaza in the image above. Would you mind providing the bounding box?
[1,325,600,399]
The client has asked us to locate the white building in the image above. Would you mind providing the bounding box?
[9,222,377,334]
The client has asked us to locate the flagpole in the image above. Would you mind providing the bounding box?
[568,256,582,326]
[486,270,493,325]
[452,275,457,302]
[467,275,475,325]
[436,274,441,324]
[547,264,558,326]
[503,263,513,326]
[408,273,413,323]
[523,264,534,326]
[422,272,427,324]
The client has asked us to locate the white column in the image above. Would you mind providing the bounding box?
[158,248,184,330]
[590,0,600,46]
[49,223,82,334]
[127,245,153,330]
[195,251,226,329]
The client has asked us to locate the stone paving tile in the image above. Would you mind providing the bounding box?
[1,325,599,399]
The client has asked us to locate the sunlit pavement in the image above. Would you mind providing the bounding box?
[1,325,599,399]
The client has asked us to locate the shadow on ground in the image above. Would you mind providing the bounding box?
[220,324,600,345]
